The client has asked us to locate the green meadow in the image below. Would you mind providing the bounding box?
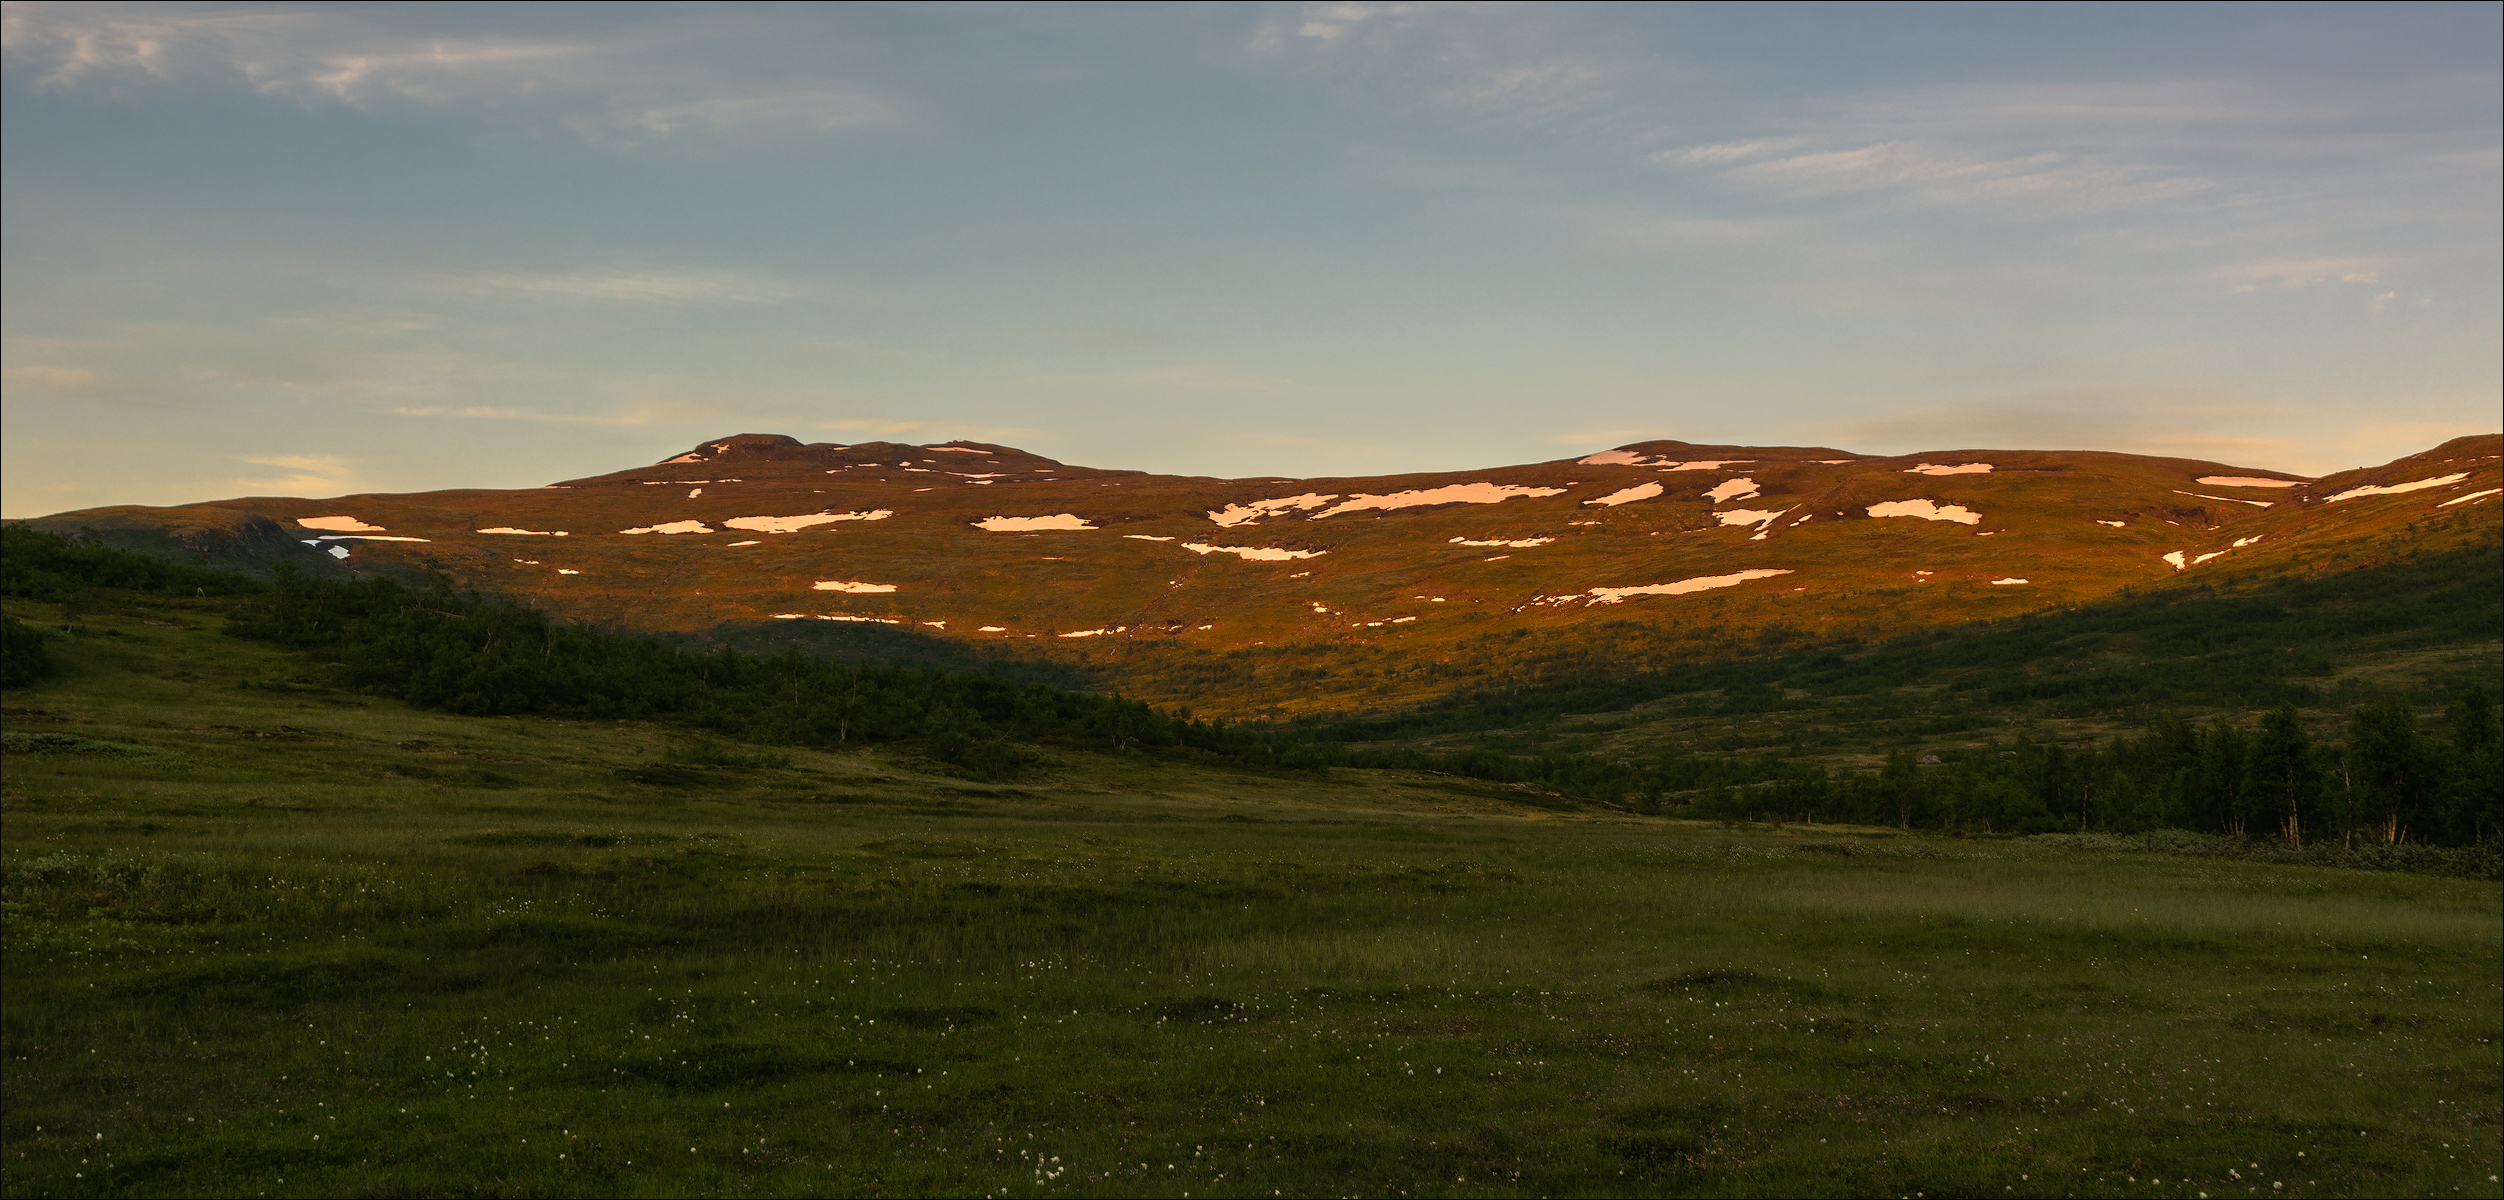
[4,592,2500,1199]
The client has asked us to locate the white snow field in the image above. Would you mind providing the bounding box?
[724,510,893,533]
[2323,473,2471,503]
[2439,488,2500,507]
[478,527,570,536]
[1183,543,1327,561]
[1714,508,1787,533]
[1447,537,1554,548]
[1579,569,1795,604]
[812,581,899,593]
[325,546,350,559]
[1206,494,1338,527]
[2095,520,2127,528]
[1311,482,1566,519]
[556,569,581,575]
[2195,476,2305,488]
[1577,450,1751,470]
[299,534,432,543]
[1866,499,1981,526]
[1705,477,1760,503]
[725,540,761,547]
[1991,578,2029,585]
[1122,534,1177,542]
[297,516,386,532]
[620,521,714,535]
[1583,482,1662,507]
[2175,491,2273,507]
[1059,627,1127,638]
[974,514,1096,532]
[1903,463,1993,476]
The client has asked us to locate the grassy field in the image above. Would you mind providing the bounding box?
[3,592,2500,1198]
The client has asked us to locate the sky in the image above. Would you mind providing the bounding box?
[3,2,2498,516]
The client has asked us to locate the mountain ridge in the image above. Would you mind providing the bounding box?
[20,431,2498,715]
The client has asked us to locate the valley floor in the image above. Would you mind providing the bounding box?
[2,597,2499,1198]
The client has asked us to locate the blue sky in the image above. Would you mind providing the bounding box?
[4,1,2497,515]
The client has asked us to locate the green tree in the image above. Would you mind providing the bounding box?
[2249,703,2318,846]
[2346,695,2432,844]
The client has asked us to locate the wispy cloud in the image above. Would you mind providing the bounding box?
[446,270,802,305]
[393,401,704,427]
[1,2,899,147]
[1709,141,2211,216]
[1022,366,1294,394]
[2212,258,2385,293]
[815,418,1040,441]
[1,364,100,389]
[234,453,351,493]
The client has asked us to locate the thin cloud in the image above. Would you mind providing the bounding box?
[815,418,1040,441]
[393,401,707,427]
[234,453,351,493]
[2,2,900,147]
[1,364,100,389]
[2214,258,2387,293]
[447,271,801,305]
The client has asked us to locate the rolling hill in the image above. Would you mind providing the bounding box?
[22,432,2499,715]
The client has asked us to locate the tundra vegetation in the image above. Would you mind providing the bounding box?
[2,528,2498,1197]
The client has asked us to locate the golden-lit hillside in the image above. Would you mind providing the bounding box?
[26,433,2499,716]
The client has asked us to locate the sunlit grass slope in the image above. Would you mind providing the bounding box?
[3,592,2498,1198]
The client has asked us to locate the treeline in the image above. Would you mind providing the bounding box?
[4,526,2498,846]
[1301,543,2502,743]
[1647,697,2500,849]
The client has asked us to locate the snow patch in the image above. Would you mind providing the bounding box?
[725,540,760,547]
[975,514,1096,532]
[1447,536,1554,548]
[1578,569,1795,604]
[1059,627,1126,638]
[557,569,581,575]
[2196,476,2304,488]
[1579,449,1756,470]
[1310,482,1565,519]
[1715,508,1787,533]
[1705,477,1761,503]
[2163,551,2189,571]
[2232,535,2264,548]
[1392,616,1417,623]
[1123,534,1177,542]
[1584,481,1663,507]
[1207,493,1339,527]
[1990,578,2029,585]
[813,581,898,594]
[724,510,893,533]
[325,545,350,560]
[2438,487,2500,507]
[979,626,1007,632]
[687,488,703,498]
[2095,520,2126,528]
[1184,543,1327,561]
[479,527,569,536]
[1866,499,1981,526]
[2324,472,2471,503]
[1904,463,1992,476]
[620,521,714,535]
[297,515,385,532]
[2174,490,2273,508]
